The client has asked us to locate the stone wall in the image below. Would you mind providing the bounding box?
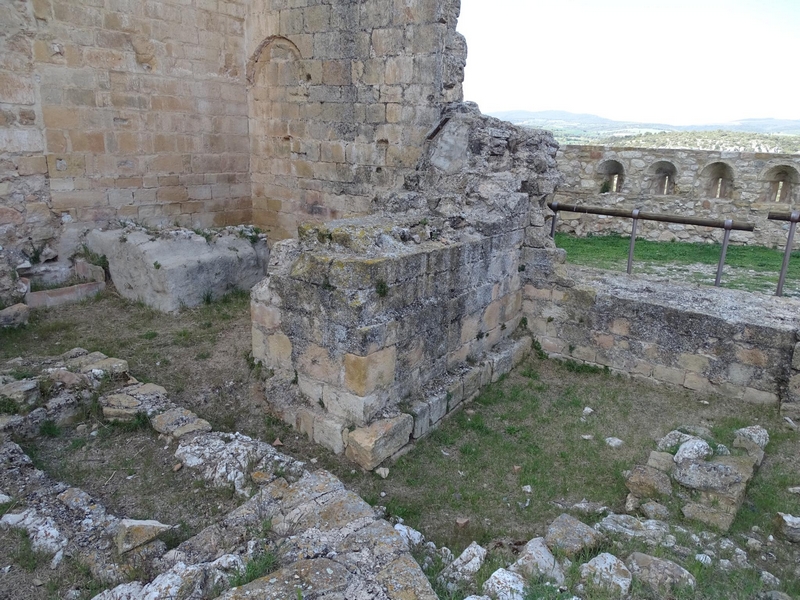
[251,105,561,467]
[246,0,465,240]
[523,263,800,419]
[0,0,252,261]
[554,146,800,248]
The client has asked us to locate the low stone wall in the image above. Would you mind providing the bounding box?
[524,263,800,418]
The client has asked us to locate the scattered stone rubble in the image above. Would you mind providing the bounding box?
[1,349,438,599]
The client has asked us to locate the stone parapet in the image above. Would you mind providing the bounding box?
[524,265,800,410]
[554,145,800,248]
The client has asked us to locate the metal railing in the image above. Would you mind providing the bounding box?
[768,210,800,296]
[547,201,757,288]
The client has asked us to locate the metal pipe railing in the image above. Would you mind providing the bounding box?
[548,201,755,287]
[768,210,800,296]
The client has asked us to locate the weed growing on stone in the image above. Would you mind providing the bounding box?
[229,550,279,587]
[0,396,19,414]
[39,419,61,437]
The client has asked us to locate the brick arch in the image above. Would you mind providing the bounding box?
[597,159,625,193]
[648,160,678,195]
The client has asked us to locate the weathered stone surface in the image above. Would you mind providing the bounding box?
[509,537,566,584]
[596,514,670,545]
[545,514,603,557]
[674,438,713,464]
[1,508,68,554]
[86,229,268,313]
[345,415,413,471]
[101,394,142,421]
[579,553,632,595]
[774,513,800,543]
[151,407,211,439]
[481,568,526,600]
[626,552,696,591]
[440,541,486,587]
[0,303,29,328]
[0,379,39,406]
[641,501,670,520]
[114,519,171,554]
[626,465,672,498]
[646,451,675,473]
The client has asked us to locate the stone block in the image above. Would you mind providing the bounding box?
[678,353,710,374]
[344,346,396,396]
[313,413,345,454]
[322,386,380,426]
[409,400,430,439]
[742,387,778,405]
[683,373,711,393]
[296,407,315,441]
[345,414,413,470]
[653,365,686,386]
[427,392,447,425]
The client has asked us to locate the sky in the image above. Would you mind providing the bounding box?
[457,0,800,125]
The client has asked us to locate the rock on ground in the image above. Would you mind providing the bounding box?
[509,537,566,584]
[579,553,632,595]
[545,513,603,557]
[482,568,526,600]
[626,552,696,591]
[439,541,486,587]
[774,513,800,543]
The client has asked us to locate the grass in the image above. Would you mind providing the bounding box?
[554,232,800,295]
[229,551,279,587]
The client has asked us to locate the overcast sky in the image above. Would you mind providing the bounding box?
[458,0,800,125]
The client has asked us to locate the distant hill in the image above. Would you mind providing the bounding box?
[490,110,800,153]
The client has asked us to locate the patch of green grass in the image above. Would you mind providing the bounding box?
[0,396,19,414]
[555,232,800,293]
[11,530,47,572]
[9,368,35,380]
[110,411,151,433]
[195,350,211,360]
[39,419,61,437]
[140,330,158,340]
[229,551,279,587]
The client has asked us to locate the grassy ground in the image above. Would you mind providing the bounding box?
[554,233,800,296]
[2,288,800,599]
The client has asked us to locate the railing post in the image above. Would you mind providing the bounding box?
[776,211,800,297]
[627,209,639,275]
[549,201,559,238]
[714,219,733,287]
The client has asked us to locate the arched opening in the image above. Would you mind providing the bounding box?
[762,165,800,203]
[699,162,734,199]
[648,161,677,195]
[598,160,624,193]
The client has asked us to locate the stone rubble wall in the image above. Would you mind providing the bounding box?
[251,104,561,467]
[554,145,800,248]
[523,263,800,418]
[246,0,466,240]
[0,0,252,261]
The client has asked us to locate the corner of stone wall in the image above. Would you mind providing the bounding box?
[783,340,800,420]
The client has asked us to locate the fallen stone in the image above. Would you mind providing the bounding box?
[440,541,486,587]
[375,467,389,479]
[579,552,632,595]
[596,514,670,545]
[646,451,675,473]
[627,552,695,591]
[545,514,603,557]
[774,513,800,542]
[657,430,696,451]
[509,537,566,584]
[0,303,29,328]
[394,523,424,547]
[734,425,769,449]
[0,379,39,406]
[1,508,68,554]
[345,414,413,471]
[101,394,143,421]
[761,571,781,588]
[674,438,713,463]
[681,503,737,531]
[151,407,211,439]
[86,229,268,313]
[482,568,526,600]
[81,357,129,378]
[626,465,673,498]
[641,501,670,520]
[46,368,88,388]
[115,518,172,554]
[605,437,624,448]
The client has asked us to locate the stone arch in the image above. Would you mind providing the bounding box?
[648,160,677,195]
[247,36,306,86]
[761,165,800,203]
[597,159,624,193]
[699,161,734,199]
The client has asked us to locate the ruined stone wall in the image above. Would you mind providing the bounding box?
[1,0,251,259]
[523,264,800,419]
[246,0,466,240]
[554,146,800,248]
[251,105,561,467]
